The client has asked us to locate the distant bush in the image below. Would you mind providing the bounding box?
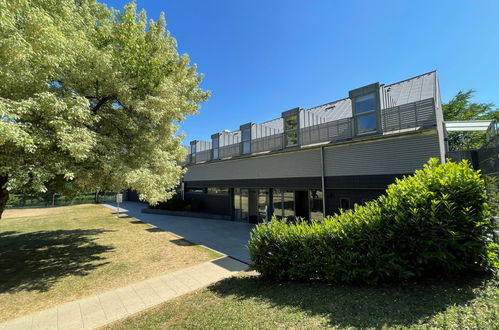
[249,159,499,283]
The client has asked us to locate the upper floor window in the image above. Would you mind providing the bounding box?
[284,114,298,147]
[242,128,251,154]
[190,143,196,163]
[212,136,219,160]
[354,93,377,134]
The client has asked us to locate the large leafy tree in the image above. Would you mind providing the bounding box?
[443,90,498,151]
[0,0,209,218]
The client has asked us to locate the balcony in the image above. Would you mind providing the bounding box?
[186,98,437,165]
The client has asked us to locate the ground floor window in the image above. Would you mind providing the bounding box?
[309,189,323,219]
[207,187,229,195]
[234,188,249,221]
[272,189,323,220]
[340,198,350,210]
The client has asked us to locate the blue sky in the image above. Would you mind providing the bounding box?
[105,0,499,142]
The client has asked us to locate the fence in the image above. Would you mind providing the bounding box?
[187,98,437,164]
[6,192,118,208]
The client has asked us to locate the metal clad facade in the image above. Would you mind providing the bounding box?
[184,148,322,181]
[323,130,440,176]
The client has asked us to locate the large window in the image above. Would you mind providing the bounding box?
[272,189,295,218]
[273,189,283,219]
[309,189,323,219]
[242,128,251,154]
[207,187,228,195]
[212,136,219,160]
[234,188,249,221]
[190,143,196,163]
[284,114,299,147]
[354,93,377,134]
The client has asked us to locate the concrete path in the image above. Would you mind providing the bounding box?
[104,202,254,264]
[0,257,248,330]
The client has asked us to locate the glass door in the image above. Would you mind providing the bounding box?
[257,189,269,222]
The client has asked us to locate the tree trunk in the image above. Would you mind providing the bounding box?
[0,176,9,219]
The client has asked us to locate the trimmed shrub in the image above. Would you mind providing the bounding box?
[248,159,499,283]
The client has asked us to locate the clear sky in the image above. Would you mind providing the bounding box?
[105,0,499,142]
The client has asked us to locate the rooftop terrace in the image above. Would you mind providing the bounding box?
[186,71,440,164]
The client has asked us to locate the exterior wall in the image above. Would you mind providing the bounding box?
[184,148,322,182]
[325,189,385,216]
[184,192,232,216]
[323,130,440,176]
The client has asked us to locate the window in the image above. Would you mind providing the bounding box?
[309,189,323,219]
[212,136,219,160]
[234,188,242,219]
[207,187,228,195]
[283,190,294,218]
[190,143,196,163]
[354,93,377,134]
[186,188,204,193]
[273,189,283,218]
[284,115,298,147]
[339,198,350,210]
[242,128,251,154]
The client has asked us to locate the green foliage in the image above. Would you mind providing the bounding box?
[443,90,498,150]
[0,0,208,205]
[6,192,116,208]
[249,159,498,283]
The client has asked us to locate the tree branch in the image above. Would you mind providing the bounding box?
[91,96,115,114]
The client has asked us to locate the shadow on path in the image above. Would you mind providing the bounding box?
[0,229,114,293]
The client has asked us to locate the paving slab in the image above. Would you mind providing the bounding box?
[0,257,248,330]
[103,202,254,264]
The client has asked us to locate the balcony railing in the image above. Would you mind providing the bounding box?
[186,98,437,164]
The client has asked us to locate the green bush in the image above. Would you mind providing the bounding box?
[249,159,499,283]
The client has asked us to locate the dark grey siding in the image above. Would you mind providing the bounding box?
[325,189,385,216]
[184,148,322,182]
[323,130,440,176]
[184,192,232,216]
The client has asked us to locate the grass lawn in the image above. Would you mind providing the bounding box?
[0,204,222,322]
[107,272,499,329]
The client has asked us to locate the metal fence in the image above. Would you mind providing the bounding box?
[251,133,284,153]
[300,117,353,146]
[6,192,118,208]
[381,98,436,132]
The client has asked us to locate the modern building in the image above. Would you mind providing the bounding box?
[180,71,494,223]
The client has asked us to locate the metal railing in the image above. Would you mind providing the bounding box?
[300,117,353,146]
[186,98,437,164]
[381,98,436,132]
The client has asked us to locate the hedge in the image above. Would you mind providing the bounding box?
[248,159,498,283]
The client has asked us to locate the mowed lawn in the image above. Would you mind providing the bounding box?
[107,272,499,329]
[0,204,221,322]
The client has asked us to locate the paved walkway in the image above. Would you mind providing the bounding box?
[0,257,248,330]
[104,202,254,264]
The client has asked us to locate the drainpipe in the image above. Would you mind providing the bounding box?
[320,146,326,217]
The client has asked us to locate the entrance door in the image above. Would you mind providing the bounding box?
[257,189,269,223]
[294,190,309,219]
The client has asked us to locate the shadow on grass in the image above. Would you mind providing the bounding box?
[0,229,114,293]
[169,238,195,246]
[208,274,486,328]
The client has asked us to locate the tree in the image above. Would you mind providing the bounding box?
[443,90,498,151]
[0,0,209,218]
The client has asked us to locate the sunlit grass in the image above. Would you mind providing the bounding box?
[0,204,221,322]
[107,272,499,329]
